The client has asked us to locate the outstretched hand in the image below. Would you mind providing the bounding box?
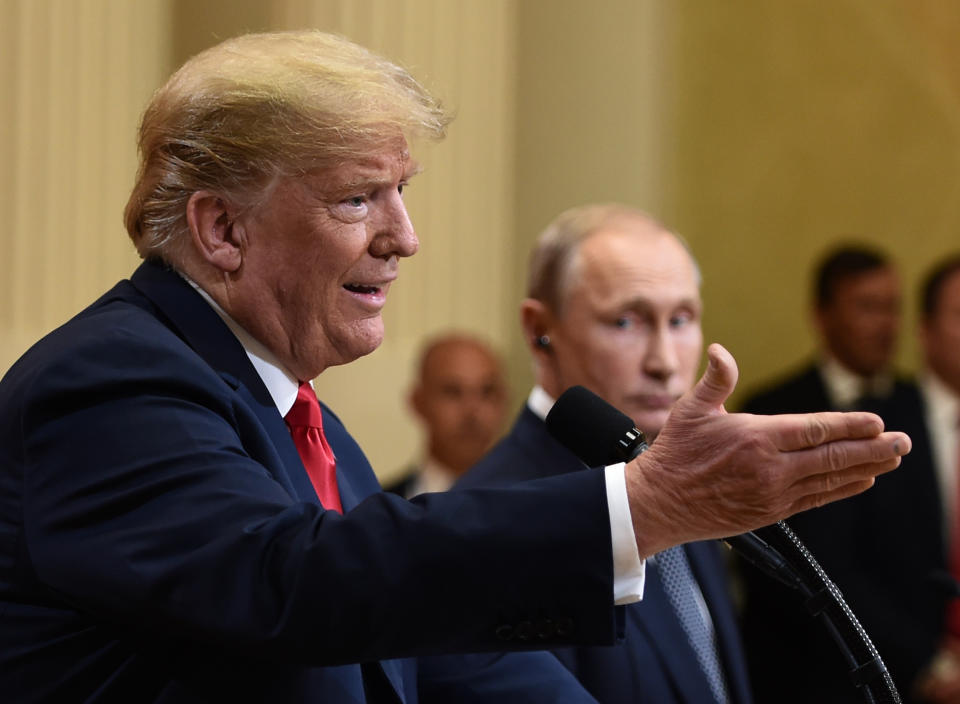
[625,343,911,558]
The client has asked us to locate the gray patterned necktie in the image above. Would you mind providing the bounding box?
[656,546,731,703]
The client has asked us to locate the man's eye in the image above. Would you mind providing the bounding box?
[614,317,633,329]
[345,196,366,207]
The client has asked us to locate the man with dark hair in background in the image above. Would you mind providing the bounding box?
[742,244,905,415]
[458,204,753,704]
[908,254,960,704]
[738,245,937,703]
[386,333,508,498]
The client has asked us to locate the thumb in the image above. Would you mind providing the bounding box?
[681,343,739,416]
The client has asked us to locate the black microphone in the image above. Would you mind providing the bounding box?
[544,385,801,589]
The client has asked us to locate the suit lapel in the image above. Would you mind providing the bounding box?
[128,262,320,504]
[511,407,592,476]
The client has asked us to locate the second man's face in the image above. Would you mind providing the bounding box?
[547,227,703,439]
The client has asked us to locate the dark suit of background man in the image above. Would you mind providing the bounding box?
[911,255,960,704]
[738,245,937,702]
[459,204,753,704]
[0,30,911,703]
[385,334,508,498]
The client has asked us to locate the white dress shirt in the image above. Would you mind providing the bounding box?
[819,355,893,409]
[920,372,960,545]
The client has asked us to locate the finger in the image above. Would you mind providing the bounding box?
[788,455,902,501]
[784,431,909,480]
[768,411,893,451]
[682,343,739,413]
[788,477,876,514]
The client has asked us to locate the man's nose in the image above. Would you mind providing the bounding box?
[643,327,678,378]
[372,190,419,259]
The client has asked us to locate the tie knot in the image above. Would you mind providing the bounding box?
[285,382,325,429]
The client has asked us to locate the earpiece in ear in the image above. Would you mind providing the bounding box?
[535,335,551,349]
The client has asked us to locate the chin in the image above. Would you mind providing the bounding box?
[631,410,668,439]
[343,322,386,360]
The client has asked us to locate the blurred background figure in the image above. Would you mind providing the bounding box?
[459,204,753,704]
[385,333,508,498]
[913,254,960,704]
[742,244,905,414]
[737,246,949,703]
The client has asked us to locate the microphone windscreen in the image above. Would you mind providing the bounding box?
[545,385,636,467]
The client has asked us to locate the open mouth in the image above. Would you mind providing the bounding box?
[344,283,381,295]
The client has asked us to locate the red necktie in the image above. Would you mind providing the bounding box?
[284,382,343,513]
[948,417,960,636]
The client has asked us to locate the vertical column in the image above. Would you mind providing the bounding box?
[1,0,173,371]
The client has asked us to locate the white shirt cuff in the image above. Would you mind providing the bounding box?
[605,462,645,604]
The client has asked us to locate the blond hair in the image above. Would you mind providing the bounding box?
[124,30,451,259]
[527,203,700,313]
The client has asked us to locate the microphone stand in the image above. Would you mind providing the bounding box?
[729,521,902,704]
[543,386,902,702]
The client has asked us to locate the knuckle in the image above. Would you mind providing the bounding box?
[825,442,847,470]
[805,416,829,446]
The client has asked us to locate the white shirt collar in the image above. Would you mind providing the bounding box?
[920,369,960,428]
[818,355,892,409]
[181,275,300,416]
[406,456,460,497]
[527,385,556,421]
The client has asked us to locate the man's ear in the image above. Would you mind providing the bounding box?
[185,191,243,272]
[409,383,427,420]
[521,298,554,357]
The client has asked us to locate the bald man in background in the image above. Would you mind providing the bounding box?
[385,334,508,498]
[458,204,752,704]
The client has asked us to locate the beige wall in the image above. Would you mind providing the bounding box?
[4,0,960,477]
[0,0,171,373]
[661,0,960,406]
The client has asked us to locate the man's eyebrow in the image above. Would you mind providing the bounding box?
[336,160,423,191]
[404,160,423,179]
[617,295,703,311]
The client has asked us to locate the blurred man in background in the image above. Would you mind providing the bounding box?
[742,244,904,414]
[738,245,936,703]
[910,254,960,703]
[459,204,753,704]
[385,333,508,497]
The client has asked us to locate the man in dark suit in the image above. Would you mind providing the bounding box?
[385,334,508,498]
[738,245,939,702]
[459,204,752,704]
[910,255,960,704]
[0,31,910,702]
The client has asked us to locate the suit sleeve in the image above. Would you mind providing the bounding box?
[12,330,618,665]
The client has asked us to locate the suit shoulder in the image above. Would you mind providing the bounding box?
[1,285,220,413]
[739,364,824,414]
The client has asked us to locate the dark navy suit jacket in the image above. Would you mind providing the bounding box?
[458,405,754,704]
[0,261,620,703]
[739,364,945,703]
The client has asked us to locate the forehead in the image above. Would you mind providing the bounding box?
[423,342,500,380]
[568,227,700,307]
[307,139,419,192]
[832,267,899,299]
